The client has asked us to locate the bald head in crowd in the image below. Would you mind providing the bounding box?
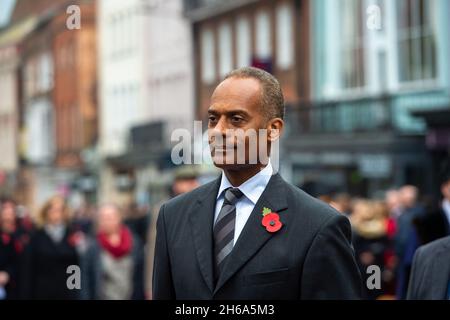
[399,185,419,209]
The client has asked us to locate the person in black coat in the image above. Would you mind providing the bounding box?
[413,172,450,245]
[0,202,28,300]
[350,200,391,300]
[407,235,450,299]
[407,171,450,299]
[20,196,83,300]
[0,230,16,300]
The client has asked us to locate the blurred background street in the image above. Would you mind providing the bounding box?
[0,0,449,300]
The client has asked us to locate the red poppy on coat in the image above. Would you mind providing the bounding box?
[262,213,283,233]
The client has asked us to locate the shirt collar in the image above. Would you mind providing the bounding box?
[443,199,450,222]
[216,160,273,205]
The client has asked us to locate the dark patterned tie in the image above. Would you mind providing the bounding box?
[213,187,243,282]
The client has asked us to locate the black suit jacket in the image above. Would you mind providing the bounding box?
[407,236,450,300]
[153,173,362,299]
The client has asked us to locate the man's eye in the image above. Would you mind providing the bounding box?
[231,116,243,123]
[208,116,217,122]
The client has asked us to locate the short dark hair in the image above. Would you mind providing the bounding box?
[440,160,450,185]
[224,67,285,120]
[442,170,450,185]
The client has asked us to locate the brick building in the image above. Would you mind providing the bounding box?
[184,0,311,121]
[3,0,98,210]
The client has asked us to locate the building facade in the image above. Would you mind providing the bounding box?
[0,0,99,211]
[185,0,310,120]
[184,0,311,182]
[0,17,34,197]
[284,0,450,197]
[186,0,450,198]
[98,0,194,205]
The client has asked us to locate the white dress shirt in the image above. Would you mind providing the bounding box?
[214,160,273,245]
[443,199,450,226]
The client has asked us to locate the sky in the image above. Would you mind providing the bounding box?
[0,0,16,28]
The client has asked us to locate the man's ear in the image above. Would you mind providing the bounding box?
[267,118,284,142]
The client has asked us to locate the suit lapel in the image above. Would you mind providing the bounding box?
[213,173,289,295]
[189,177,221,294]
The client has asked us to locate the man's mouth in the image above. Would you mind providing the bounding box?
[213,147,235,151]
[210,144,237,152]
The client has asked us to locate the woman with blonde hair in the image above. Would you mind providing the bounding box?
[20,195,85,299]
[350,199,391,299]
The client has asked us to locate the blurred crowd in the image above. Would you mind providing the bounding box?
[321,170,450,300]
[0,170,201,300]
[1,170,450,300]
[0,196,149,300]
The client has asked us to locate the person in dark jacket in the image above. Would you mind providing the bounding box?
[407,235,450,299]
[0,202,28,300]
[407,171,450,300]
[0,228,16,300]
[20,196,83,300]
[123,202,150,246]
[413,171,450,245]
[350,200,391,300]
[82,204,145,300]
[394,185,426,299]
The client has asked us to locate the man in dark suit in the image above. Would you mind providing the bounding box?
[413,171,450,246]
[407,172,450,300]
[407,236,450,299]
[152,67,362,300]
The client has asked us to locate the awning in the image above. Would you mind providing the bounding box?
[412,107,450,150]
[412,108,450,127]
[0,15,38,49]
[106,146,169,170]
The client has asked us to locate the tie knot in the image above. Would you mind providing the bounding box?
[224,188,243,205]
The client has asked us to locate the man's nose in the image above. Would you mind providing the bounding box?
[211,116,228,136]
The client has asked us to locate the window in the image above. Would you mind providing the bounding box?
[118,13,125,56]
[0,75,5,110]
[110,15,117,58]
[276,3,294,69]
[40,52,54,92]
[73,105,80,149]
[316,0,444,99]
[218,22,233,77]
[255,10,272,59]
[25,59,37,99]
[58,46,67,70]
[396,0,437,83]
[340,0,365,89]
[45,104,54,157]
[236,15,251,68]
[62,105,69,150]
[201,28,216,84]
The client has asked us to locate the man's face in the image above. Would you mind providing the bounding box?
[0,207,16,232]
[207,77,274,170]
[399,185,417,208]
[172,178,200,196]
[442,179,450,201]
[98,206,121,235]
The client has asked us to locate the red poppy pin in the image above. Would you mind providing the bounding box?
[261,207,283,233]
